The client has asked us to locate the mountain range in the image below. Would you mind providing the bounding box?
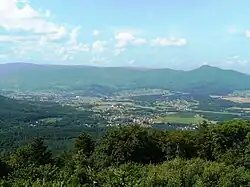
[0,63,250,95]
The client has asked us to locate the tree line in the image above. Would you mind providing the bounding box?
[1,119,250,186]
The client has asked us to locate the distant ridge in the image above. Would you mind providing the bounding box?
[0,62,250,94]
[0,62,242,72]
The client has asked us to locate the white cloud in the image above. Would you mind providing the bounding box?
[152,37,187,46]
[0,35,33,42]
[92,30,100,36]
[12,38,90,62]
[114,32,147,48]
[113,28,143,35]
[0,0,68,41]
[0,0,91,62]
[40,26,68,42]
[69,26,81,45]
[67,43,90,53]
[115,32,134,40]
[133,38,147,45]
[128,59,135,65]
[0,0,40,20]
[115,32,134,48]
[92,40,107,52]
[113,48,125,56]
[222,55,249,67]
[0,1,190,66]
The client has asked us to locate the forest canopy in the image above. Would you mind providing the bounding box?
[1,119,250,186]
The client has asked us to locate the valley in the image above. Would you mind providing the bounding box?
[1,63,250,153]
[2,64,250,185]
[1,0,250,185]
[1,87,250,127]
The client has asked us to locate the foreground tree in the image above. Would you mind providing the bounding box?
[29,138,53,166]
[92,125,167,167]
[9,138,52,168]
[0,159,10,178]
[74,132,95,156]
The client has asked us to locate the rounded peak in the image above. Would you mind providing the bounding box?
[197,65,219,70]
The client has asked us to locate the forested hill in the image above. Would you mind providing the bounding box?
[1,63,250,94]
[0,95,72,123]
[0,94,102,127]
[0,95,106,153]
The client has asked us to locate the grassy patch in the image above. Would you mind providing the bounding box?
[40,117,62,124]
[229,107,250,111]
[155,113,205,124]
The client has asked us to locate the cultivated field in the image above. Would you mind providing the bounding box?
[221,96,250,103]
[155,113,205,124]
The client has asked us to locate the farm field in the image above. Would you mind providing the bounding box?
[155,113,205,124]
[221,96,250,103]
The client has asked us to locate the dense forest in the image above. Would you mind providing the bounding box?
[0,96,106,153]
[1,120,250,186]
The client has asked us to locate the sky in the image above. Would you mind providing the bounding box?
[0,0,250,72]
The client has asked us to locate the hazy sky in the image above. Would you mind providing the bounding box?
[0,0,250,72]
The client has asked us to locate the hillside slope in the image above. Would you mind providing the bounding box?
[0,95,72,124]
[1,63,250,94]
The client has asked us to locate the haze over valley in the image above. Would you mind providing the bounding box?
[1,0,250,186]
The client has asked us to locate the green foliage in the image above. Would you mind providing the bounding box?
[74,132,95,155]
[8,145,32,168]
[92,125,166,167]
[99,163,148,187]
[3,119,250,186]
[8,138,52,168]
[145,158,250,187]
[29,138,53,166]
[0,95,106,153]
[164,130,198,160]
[196,120,250,164]
[0,159,11,179]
